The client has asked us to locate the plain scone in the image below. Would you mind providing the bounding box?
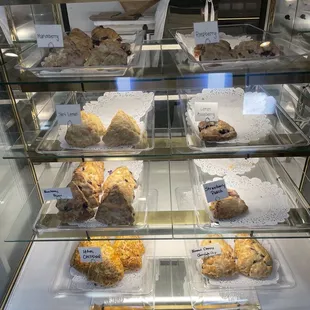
[201,234,237,279]
[234,233,273,279]
[102,110,141,147]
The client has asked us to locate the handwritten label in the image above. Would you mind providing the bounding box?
[191,244,222,259]
[42,188,73,200]
[78,247,102,263]
[203,179,228,203]
[56,105,81,125]
[35,24,63,48]
[194,21,219,45]
[195,101,218,122]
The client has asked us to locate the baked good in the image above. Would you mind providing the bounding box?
[209,189,248,219]
[195,40,236,61]
[68,28,93,58]
[113,236,145,270]
[234,234,273,279]
[198,120,237,142]
[70,239,124,286]
[91,26,122,45]
[201,234,237,279]
[65,124,101,148]
[102,110,141,147]
[81,111,106,136]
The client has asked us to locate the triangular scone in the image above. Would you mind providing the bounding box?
[81,111,106,136]
[201,234,237,279]
[102,110,140,147]
[65,124,100,148]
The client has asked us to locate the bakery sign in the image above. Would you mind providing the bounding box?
[191,244,222,259]
[195,101,218,122]
[55,104,82,125]
[35,24,64,48]
[42,187,73,200]
[203,179,228,203]
[78,247,103,263]
[193,21,219,45]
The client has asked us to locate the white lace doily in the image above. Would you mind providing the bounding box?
[194,158,259,176]
[203,175,291,227]
[187,88,273,144]
[243,92,277,115]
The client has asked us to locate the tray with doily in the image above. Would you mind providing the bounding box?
[33,160,153,233]
[178,87,309,153]
[184,236,295,292]
[52,239,156,297]
[36,91,155,155]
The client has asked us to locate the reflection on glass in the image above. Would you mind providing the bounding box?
[116,77,132,92]
[243,92,276,115]
[199,73,233,89]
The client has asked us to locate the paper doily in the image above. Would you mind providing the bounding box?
[243,92,277,115]
[187,88,273,144]
[194,158,259,176]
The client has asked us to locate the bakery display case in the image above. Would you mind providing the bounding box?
[2,1,310,310]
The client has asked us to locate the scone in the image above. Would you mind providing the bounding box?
[234,234,273,279]
[209,189,248,219]
[198,120,237,142]
[81,111,106,136]
[70,239,124,286]
[69,28,93,58]
[65,124,101,148]
[201,234,237,279]
[195,40,236,61]
[102,110,141,147]
[113,236,145,271]
[91,26,121,45]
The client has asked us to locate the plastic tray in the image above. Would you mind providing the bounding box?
[178,87,310,153]
[52,239,156,297]
[34,160,150,233]
[170,24,309,71]
[36,91,155,155]
[15,30,144,78]
[184,236,295,291]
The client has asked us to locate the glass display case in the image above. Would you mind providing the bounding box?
[1,1,310,310]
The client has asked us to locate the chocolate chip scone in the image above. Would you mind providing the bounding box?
[198,120,237,142]
[234,234,273,279]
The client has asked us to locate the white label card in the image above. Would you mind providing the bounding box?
[78,247,102,263]
[195,101,218,122]
[42,188,73,200]
[56,105,82,125]
[203,179,228,203]
[191,244,222,259]
[193,21,219,45]
[35,24,64,48]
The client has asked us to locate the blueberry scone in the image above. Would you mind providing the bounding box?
[234,234,273,279]
[209,189,248,219]
[198,120,237,142]
[91,26,122,45]
[201,234,237,279]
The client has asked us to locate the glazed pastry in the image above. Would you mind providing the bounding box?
[91,26,122,45]
[102,110,141,147]
[234,234,273,279]
[70,239,124,286]
[113,236,145,271]
[201,234,237,279]
[81,111,106,136]
[209,188,248,219]
[65,124,101,148]
[198,119,237,142]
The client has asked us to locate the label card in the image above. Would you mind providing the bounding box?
[55,105,81,125]
[194,21,219,45]
[191,244,222,259]
[35,24,64,48]
[195,101,218,122]
[42,188,73,200]
[203,179,228,203]
[78,247,102,263]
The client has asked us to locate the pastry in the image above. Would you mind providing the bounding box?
[68,28,93,58]
[209,189,248,219]
[201,234,237,279]
[113,236,145,271]
[91,26,122,45]
[65,124,101,148]
[70,239,124,286]
[198,120,237,142]
[102,110,141,147]
[195,40,236,61]
[81,111,106,136]
[234,234,273,279]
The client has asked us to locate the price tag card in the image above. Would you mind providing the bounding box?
[203,179,228,203]
[56,105,82,125]
[194,21,219,45]
[191,244,222,259]
[195,101,218,122]
[42,188,73,200]
[78,247,102,263]
[35,24,64,48]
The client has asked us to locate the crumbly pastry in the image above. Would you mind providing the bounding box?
[68,28,93,58]
[102,110,141,147]
[201,234,237,279]
[195,40,236,61]
[65,124,101,148]
[198,120,237,142]
[70,239,124,286]
[81,111,106,136]
[113,236,145,270]
[91,26,122,45]
[209,189,248,219]
[234,234,273,279]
